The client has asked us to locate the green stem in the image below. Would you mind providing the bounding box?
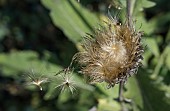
[118,81,124,102]
[126,0,132,27]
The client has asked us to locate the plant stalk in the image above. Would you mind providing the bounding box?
[118,81,124,102]
[126,0,132,27]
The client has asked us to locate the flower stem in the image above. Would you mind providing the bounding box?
[126,0,132,27]
[118,81,124,102]
[117,0,132,102]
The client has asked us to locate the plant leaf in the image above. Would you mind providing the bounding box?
[145,38,160,57]
[165,46,170,70]
[137,69,170,111]
[151,45,170,79]
[0,51,61,76]
[124,76,144,111]
[41,0,100,43]
[142,0,156,8]
[134,0,156,14]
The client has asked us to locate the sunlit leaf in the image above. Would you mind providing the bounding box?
[98,98,121,111]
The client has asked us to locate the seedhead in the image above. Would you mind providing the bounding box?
[75,17,144,88]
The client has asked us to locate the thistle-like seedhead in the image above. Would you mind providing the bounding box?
[75,17,144,88]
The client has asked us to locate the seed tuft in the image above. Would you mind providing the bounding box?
[75,17,144,88]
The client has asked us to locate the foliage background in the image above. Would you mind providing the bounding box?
[0,0,170,111]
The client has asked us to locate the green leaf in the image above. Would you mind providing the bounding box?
[151,45,170,79]
[0,51,61,76]
[145,38,160,57]
[137,69,170,111]
[134,0,156,14]
[94,69,170,111]
[142,0,156,8]
[44,72,94,100]
[94,83,121,110]
[124,76,144,111]
[142,49,153,67]
[0,51,66,99]
[148,13,170,36]
[0,51,94,101]
[0,23,9,40]
[95,77,144,111]
[134,13,157,35]
[98,98,121,111]
[41,0,100,43]
[166,27,170,43]
[165,46,170,70]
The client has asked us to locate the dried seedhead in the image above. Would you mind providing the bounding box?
[75,17,144,88]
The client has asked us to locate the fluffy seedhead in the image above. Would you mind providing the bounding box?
[75,17,144,88]
[55,68,77,94]
[24,69,49,91]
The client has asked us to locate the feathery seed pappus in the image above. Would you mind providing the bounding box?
[75,17,144,88]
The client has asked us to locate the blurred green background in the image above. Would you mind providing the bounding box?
[0,0,170,111]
